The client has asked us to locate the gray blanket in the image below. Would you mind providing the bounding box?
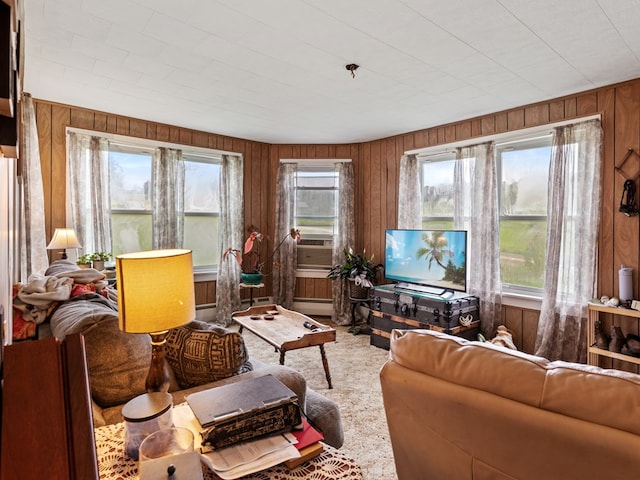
[16,260,117,324]
[49,293,119,340]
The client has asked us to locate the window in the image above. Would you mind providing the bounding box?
[108,144,221,269]
[421,134,552,295]
[292,165,339,269]
[497,137,551,293]
[294,166,338,239]
[421,153,456,231]
[182,154,220,268]
[109,148,152,254]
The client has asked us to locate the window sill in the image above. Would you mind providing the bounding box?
[502,291,542,311]
[194,269,217,282]
[194,269,331,282]
[296,268,330,279]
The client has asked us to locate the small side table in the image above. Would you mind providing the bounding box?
[240,282,264,306]
[349,297,371,334]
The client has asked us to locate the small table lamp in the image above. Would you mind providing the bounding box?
[46,228,82,259]
[116,249,195,392]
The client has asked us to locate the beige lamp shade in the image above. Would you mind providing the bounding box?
[46,228,82,250]
[116,249,195,334]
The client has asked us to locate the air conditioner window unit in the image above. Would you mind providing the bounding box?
[297,239,332,268]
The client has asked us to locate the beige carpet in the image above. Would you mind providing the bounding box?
[235,319,398,480]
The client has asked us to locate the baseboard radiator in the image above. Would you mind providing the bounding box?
[195,297,333,322]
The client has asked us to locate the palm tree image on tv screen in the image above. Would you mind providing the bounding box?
[417,231,466,286]
[385,229,467,292]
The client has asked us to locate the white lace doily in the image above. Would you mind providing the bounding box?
[95,423,363,480]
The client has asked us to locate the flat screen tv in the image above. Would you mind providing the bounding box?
[384,229,467,295]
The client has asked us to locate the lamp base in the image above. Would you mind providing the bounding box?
[146,331,171,393]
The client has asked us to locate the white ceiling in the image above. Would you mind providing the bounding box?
[21,0,640,144]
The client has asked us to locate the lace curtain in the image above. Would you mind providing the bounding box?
[273,163,298,308]
[332,162,355,326]
[397,154,421,229]
[215,153,244,326]
[152,147,184,249]
[19,93,48,278]
[454,142,502,336]
[535,119,603,362]
[66,131,112,256]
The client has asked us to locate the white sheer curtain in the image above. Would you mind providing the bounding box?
[19,93,48,278]
[273,163,298,308]
[66,131,112,257]
[332,162,356,326]
[152,147,184,249]
[455,142,502,336]
[535,119,603,362]
[397,154,422,229]
[215,154,244,326]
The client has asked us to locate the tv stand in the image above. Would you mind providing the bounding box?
[370,284,479,350]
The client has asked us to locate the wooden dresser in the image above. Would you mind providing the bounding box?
[1,334,99,479]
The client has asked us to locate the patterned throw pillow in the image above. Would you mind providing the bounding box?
[166,321,252,389]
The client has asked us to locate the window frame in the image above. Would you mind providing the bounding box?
[67,127,238,278]
[410,115,600,306]
[495,134,552,297]
[293,164,339,242]
[281,159,351,276]
[419,137,551,298]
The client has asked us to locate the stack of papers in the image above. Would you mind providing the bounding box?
[173,403,301,479]
[203,434,300,479]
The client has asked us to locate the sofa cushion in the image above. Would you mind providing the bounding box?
[390,329,550,407]
[542,360,640,436]
[165,320,252,389]
[50,293,153,408]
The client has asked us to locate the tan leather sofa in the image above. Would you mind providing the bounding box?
[380,329,640,480]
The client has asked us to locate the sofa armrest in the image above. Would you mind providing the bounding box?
[305,388,344,449]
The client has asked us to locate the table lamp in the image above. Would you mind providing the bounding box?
[116,249,195,392]
[46,228,82,259]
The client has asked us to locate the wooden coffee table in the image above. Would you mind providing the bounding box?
[232,304,336,389]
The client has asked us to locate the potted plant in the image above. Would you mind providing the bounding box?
[90,252,112,271]
[327,247,383,299]
[76,253,92,268]
[223,226,301,285]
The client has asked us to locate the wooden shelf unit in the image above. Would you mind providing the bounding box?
[587,302,640,367]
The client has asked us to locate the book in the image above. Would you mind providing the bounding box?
[291,416,324,451]
[285,442,324,469]
[186,374,302,449]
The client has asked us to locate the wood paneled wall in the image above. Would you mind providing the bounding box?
[33,77,640,356]
[33,100,271,306]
